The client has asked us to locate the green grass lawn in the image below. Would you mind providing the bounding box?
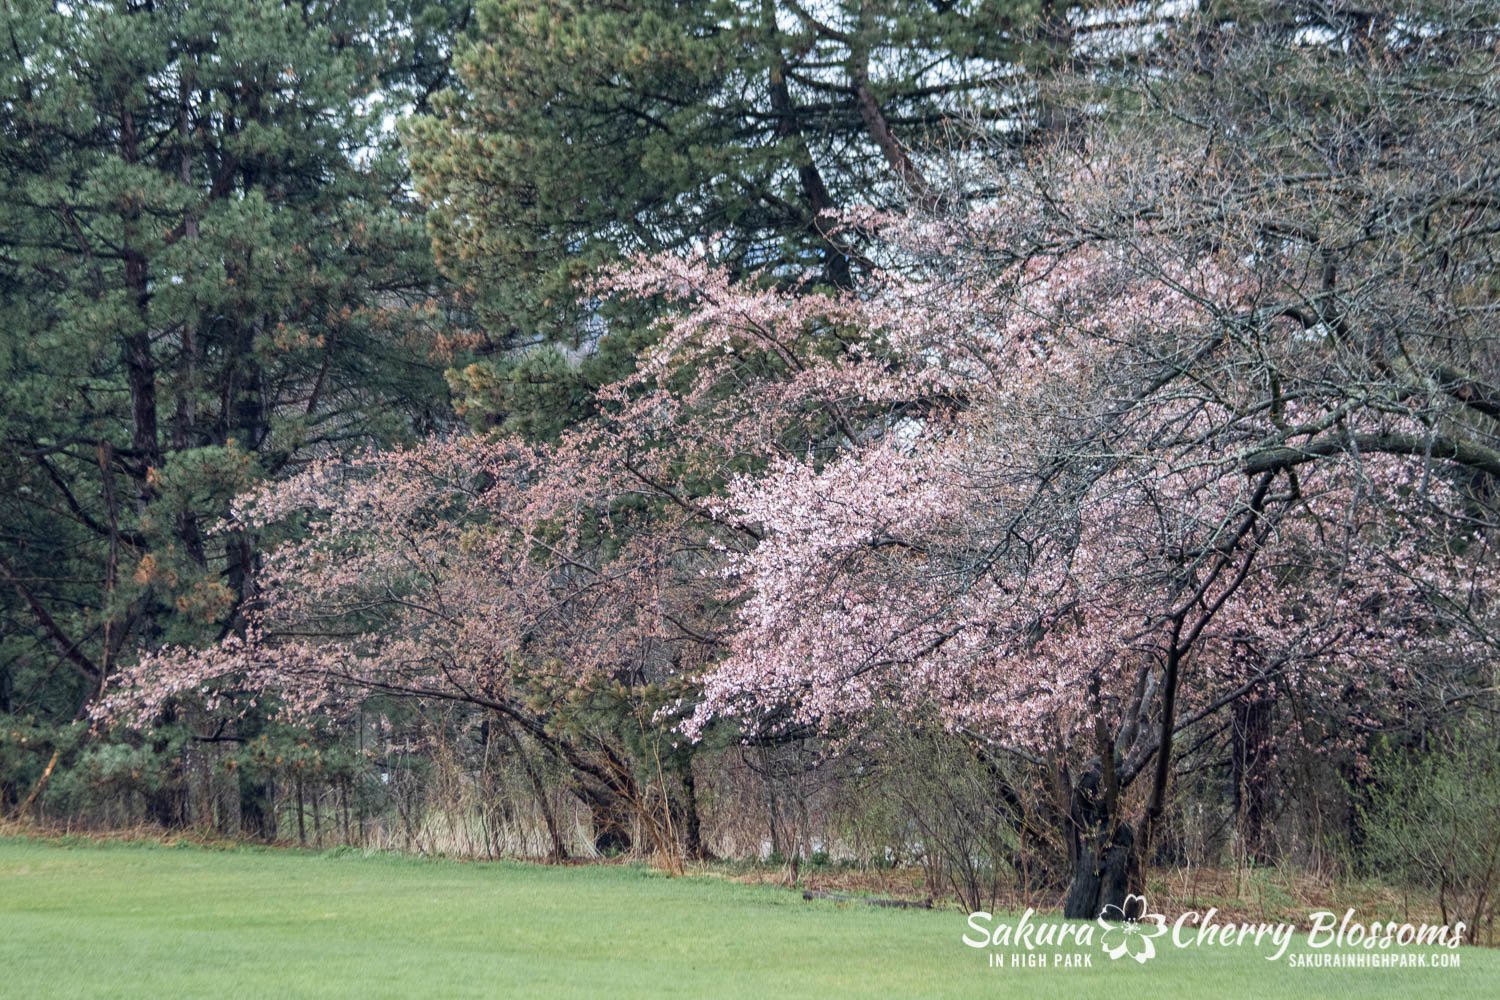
[1,837,1495,998]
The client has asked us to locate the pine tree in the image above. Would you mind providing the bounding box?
[405,0,1077,432]
[0,0,466,820]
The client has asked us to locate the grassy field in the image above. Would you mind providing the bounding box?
[1,837,1495,998]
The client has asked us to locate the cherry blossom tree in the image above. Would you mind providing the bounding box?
[97,236,942,856]
[684,0,1500,916]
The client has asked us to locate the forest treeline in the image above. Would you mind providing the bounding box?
[3,1,1499,935]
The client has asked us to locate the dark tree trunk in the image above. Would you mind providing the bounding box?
[240,771,276,841]
[1231,687,1276,863]
[1062,772,1137,920]
[763,19,853,291]
[119,109,161,502]
[295,774,307,845]
[679,764,712,861]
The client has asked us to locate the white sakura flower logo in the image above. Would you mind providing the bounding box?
[1096,894,1168,964]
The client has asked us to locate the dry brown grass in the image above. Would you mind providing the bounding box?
[721,861,1445,929]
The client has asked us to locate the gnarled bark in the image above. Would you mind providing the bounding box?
[1062,769,1137,920]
